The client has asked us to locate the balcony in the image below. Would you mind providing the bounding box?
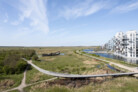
[122,38,128,41]
[128,47,133,50]
[121,43,128,46]
[129,40,133,43]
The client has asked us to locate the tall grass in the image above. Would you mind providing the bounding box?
[26,67,53,84]
[24,77,138,92]
[0,73,23,91]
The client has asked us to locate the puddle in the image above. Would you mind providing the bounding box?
[60,53,65,55]
[107,64,124,72]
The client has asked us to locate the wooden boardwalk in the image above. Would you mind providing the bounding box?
[26,59,138,78]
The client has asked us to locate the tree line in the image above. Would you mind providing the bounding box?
[0,49,37,74]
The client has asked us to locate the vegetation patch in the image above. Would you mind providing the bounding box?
[0,79,14,89]
[9,89,19,92]
[24,76,138,92]
[0,49,36,74]
[26,67,53,84]
[80,51,138,67]
[0,49,37,91]
[33,48,118,75]
[0,73,23,91]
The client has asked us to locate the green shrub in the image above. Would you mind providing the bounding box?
[0,49,35,74]
[32,55,39,61]
[81,67,86,71]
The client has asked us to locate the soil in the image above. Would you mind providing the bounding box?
[44,78,113,88]
[0,79,14,90]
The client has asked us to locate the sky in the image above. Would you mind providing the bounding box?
[0,0,138,46]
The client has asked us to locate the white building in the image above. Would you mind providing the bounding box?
[105,30,138,58]
[125,31,138,58]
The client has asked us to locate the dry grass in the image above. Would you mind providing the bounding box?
[33,47,117,75]
[83,60,99,65]
[30,72,44,83]
[24,76,138,92]
[26,67,53,84]
[41,57,56,61]
[0,73,23,91]
[0,79,15,91]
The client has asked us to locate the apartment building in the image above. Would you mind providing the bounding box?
[105,31,138,58]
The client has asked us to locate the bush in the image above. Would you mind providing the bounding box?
[0,49,35,74]
[3,66,10,74]
[32,55,38,61]
[81,67,86,71]
[15,60,28,74]
[0,66,3,73]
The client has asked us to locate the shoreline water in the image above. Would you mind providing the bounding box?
[83,50,138,64]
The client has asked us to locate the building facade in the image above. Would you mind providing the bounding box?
[105,31,138,58]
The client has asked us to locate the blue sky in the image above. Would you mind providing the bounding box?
[0,0,138,46]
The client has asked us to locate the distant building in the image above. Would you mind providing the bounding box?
[105,30,138,58]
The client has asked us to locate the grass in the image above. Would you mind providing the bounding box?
[33,55,85,74]
[9,89,20,92]
[80,51,138,67]
[1,47,138,92]
[24,77,138,92]
[0,73,23,91]
[33,47,117,75]
[111,64,130,72]
[24,85,72,92]
[92,76,138,92]
[100,56,138,67]
[26,67,53,84]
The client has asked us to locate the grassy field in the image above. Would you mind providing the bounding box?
[33,47,117,75]
[24,76,138,92]
[26,67,53,84]
[0,73,23,91]
[23,47,138,92]
[1,47,138,92]
[9,89,20,92]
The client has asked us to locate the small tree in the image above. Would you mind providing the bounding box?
[32,55,38,61]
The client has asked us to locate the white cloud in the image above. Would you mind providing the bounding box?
[11,0,49,33]
[4,19,8,23]
[60,0,110,19]
[12,27,35,39]
[3,13,8,23]
[111,1,138,13]
[11,21,19,25]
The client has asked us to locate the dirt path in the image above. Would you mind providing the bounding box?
[3,66,28,92]
[3,77,57,92]
[17,66,27,92]
[3,65,57,92]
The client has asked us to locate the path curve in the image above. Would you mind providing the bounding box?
[23,59,138,78]
[3,52,138,92]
